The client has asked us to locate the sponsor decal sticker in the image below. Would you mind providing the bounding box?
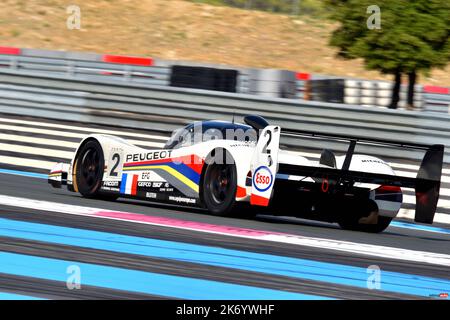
[252,166,273,192]
[141,172,156,181]
[103,181,119,187]
[361,159,388,166]
[169,196,196,204]
[146,192,157,199]
[102,180,120,192]
[126,151,172,163]
[139,182,162,188]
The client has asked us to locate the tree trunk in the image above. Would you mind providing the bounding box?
[389,70,402,109]
[406,70,417,110]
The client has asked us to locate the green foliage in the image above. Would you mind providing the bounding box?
[325,0,450,74]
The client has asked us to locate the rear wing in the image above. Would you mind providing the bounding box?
[279,129,444,224]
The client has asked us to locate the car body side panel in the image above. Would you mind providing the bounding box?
[69,134,258,205]
[65,133,403,219]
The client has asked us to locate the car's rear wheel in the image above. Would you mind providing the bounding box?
[201,150,238,216]
[338,200,392,233]
[74,140,118,200]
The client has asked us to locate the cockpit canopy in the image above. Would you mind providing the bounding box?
[164,120,257,149]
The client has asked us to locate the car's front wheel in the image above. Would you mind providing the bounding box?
[74,140,118,201]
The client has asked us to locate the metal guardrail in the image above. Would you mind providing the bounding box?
[0,54,169,86]
[2,51,449,111]
[423,93,450,113]
[0,68,449,164]
[0,53,252,94]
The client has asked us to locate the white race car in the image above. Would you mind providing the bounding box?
[49,115,444,233]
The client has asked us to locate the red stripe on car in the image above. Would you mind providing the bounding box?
[131,174,138,196]
[250,194,269,206]
[236,186,247,198]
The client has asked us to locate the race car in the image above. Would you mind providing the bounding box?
[48,115,444,233]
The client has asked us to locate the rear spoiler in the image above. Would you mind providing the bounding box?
[279,129,444,224]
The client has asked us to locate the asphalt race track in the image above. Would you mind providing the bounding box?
[0,113,449,300]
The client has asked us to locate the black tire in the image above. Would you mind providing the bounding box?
[201,150,238,216]
[74,140,118,201]
[338,200,392,233]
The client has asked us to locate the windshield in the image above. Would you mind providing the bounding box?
[164,128,185,149]
[164,121,257,149]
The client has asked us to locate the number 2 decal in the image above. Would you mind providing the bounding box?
[262,130,272,154]
[262,130,273,167]
[110,153,120,177]
[108,149,123,178]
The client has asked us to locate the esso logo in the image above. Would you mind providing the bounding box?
[253,166,273,192]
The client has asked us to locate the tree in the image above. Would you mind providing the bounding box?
[325,0,450,109]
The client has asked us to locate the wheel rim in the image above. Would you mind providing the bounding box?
[209,164,233,204]
[80,148,101,188]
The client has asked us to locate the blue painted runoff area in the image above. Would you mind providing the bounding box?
[0,218,449,298]
[0,252,327,300]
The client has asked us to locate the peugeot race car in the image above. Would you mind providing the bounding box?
[48,115,444,233]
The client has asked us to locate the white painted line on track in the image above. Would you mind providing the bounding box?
[0,194,448,267]
[0,123,87,139]
[395,169,450,184]
[397,209,450,225]
[0,156,55,170]
[438,188,450,198]
[0,133,79,149]
[402,187,450,198]
[389,162,450,175]
[0,117,169,141]
[0,143,73,160]
[402,194,450,209]
[3,116,448,173]
[2,117,448,174]
[0,123,165,149]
